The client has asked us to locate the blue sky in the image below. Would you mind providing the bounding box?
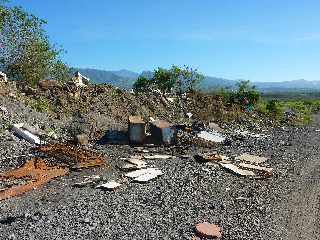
[8,0,320,82]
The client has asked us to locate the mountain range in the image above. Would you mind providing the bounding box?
[73,68,320,92]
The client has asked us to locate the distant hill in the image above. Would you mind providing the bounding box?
[73,68,320,92]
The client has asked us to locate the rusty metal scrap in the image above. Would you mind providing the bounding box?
[0,158,69,201]
[35,144,106,169]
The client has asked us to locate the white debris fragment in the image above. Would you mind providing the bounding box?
[125,168,163,182]
[133,169,163,183]
[149,117,155,122]
[197,130,225,143]
[12,123,41,145]
[235,130,269,139]
[186,112,193,118]
[96,181,121,190]
[220,163,255,176]
[236,153,268,164]
[125,168,159,178]
[0,106,8,115]
[143,154,173,160]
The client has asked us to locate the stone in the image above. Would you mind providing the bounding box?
[208,122,223,132]
[76,134,89,146]
[195,222,222,239]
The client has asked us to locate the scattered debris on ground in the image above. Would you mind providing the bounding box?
[12,123,42,145]
[197,130,226,143]
[195,222,222,239]
[35,144,106,169]
[96,181,121,190]
[0,158,69,200]
[236,153,268,164]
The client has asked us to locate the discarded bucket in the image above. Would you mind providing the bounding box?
[150,120,176,145]
[128,116,146,145]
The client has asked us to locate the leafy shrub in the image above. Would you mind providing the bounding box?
[266,100,283,118]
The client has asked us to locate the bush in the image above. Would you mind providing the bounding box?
[266,100,283,118]
[133,65,204,94]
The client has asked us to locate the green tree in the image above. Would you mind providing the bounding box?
[133,65,204,94]
[133,76,152,91]
[235,80,260,106]
[0,3,70,86]
[153,67,175,93]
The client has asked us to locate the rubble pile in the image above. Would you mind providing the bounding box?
[0,79,302,240]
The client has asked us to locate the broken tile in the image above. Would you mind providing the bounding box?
[125,168,159,178]
[197,130,225,143]
[195,222,222,239]
[133,169,163,183]
[236,153,268,164]
[239,163,273,176]
[143,154,173,160]
[96,181,121,190]
[220,163,255,176]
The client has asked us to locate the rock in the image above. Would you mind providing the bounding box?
[208,122,223,132]
[195,222,222,239]
[76,134,89,146]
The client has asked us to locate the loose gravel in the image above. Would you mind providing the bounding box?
[0,95,319,240]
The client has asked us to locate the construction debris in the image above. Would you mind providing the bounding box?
[73,175,101,187]
[143,154,174,160]
[125,168,163,182]
[12,123,42,145]
[220,163,255,176]
[128,116,146,145]
[96,181,121,190]
[194,153,228,163]
[195,222,222,239]
[150,120,177,145]
[71,71,90,87]
[133,169,163,183]
[0,71,7,82]
[0,158,69,201]
[239,163,273,176]
[236,153,268,164]
[125,157,147,168]
[35,144,106,169]
[197,130,225,143]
